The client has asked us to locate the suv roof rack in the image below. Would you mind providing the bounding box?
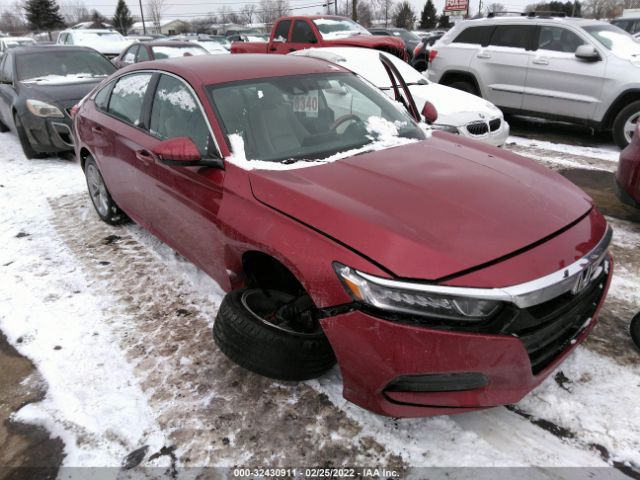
[486,10,568,18]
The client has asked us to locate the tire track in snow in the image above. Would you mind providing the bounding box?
[48,193,404,468]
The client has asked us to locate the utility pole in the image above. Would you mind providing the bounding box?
[139,0,146,33]
[352,0,357,21]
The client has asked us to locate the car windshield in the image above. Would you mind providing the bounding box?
[208,72,424,163]
[312,18,371,40]
[393,29,420,43]
[77,32,125,42]
[583,24,640,58]
[151,45,208,58]
[16,50,116,82]
[7,39,35,48]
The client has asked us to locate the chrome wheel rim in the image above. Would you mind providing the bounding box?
[86,164,109,217]
[624,111,640,144]
[241,289,321,337]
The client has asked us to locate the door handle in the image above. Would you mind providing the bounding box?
[476,52,491,59]
[135,149,155,166]
[532,57,550,65]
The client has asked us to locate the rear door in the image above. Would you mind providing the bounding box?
[288,19,318,53]
[471,23,536,109]
[92,71,157,225]
[523,25,605,120]
[269,19,292,54]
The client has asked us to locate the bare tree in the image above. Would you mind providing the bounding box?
[146,0,166,33]
[59,0,90,24]
[257,0,289,26]
[583,0,622,18]
[487,2,506,13]
[0,4,28,34]
[241,4,257,24]
[357,0,373,25]
[372,0,396,26]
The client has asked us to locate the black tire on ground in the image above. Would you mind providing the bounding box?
[14,113,38,159]
[631,313,640,351]
[612,100,640,150]
[0,118,9,133]
[83,156,129,225]
[446,80,479,96]
[213,288,336,381]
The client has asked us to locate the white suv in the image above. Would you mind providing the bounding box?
[57,29,132,59]
[427,15,640,148]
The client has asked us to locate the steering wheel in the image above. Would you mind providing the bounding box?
[329,114,363,132]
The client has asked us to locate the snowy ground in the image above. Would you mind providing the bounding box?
[0,126,639,478]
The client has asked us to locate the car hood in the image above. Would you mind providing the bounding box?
[407,83,503,127]
[324,35,406,52]
[82,39,132,54]
[19,79,102,107]
[248,135,593,280]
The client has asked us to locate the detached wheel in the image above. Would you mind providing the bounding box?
[213,288,336,381]
[631,313,640,351]
[612,100,640,149]
[14,113,38,159]
[84,156,128,225]
[446,80,479,96]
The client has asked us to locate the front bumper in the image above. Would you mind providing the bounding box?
[20,112,75,154]
[320,225,612,417]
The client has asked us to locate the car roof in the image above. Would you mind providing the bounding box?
[463,15,611,27]
[2,36,35,41]
[143,41,204,47]
[119,54,351,85]
[63,28,118,33]
[8,45,99,55]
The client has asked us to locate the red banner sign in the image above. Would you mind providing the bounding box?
[444,0,468,12]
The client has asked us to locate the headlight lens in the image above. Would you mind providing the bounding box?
[26,99,64,118]
[432,124,460,134]
[334,263,501,321]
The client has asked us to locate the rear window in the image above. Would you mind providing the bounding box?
[489,25,536,49]
[453,26,494,46]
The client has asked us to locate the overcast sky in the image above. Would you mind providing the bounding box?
[1,0,534,23]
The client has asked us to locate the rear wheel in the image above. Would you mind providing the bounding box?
[84,156,128,225]
[631,313,640,351]
[446,80,479,96]
[213,288,336,381]
[612,100,640,149]
[14,113,38,159]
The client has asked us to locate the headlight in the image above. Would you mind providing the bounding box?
[26,99,64,118]
[432,124,460,134]
[334,263,501,321]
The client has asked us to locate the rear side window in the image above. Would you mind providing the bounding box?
[292,20,317,43]
[453,26,494,46]
[122,45,138,63]
[108,73,152,126]
[489,25,536,49]
[137,46,150,61]
[273,20,291,42]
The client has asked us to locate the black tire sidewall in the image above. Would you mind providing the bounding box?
[84,156,127,225]
[213,288,336,381]
[631,313,640,351]
[14,113,38,159]
[612,100,640,150]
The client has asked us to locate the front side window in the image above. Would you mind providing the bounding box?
[108,73,153,126]
[292,20,317,43]
[489,25,536,49]
[538,26,586,53]
[273,20,291,42]
[208,72,424,163]
[453,26,494,46]
[150,74,212,156]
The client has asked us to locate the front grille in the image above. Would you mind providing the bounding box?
[466,120,489,136]
[489,118,501,131]
[503,266,609,374]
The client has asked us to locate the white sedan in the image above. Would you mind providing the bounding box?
[292,47,509,147]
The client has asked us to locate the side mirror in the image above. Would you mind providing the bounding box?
[421,101,438,124]
[575,45,600,61]
[154,137,202,166]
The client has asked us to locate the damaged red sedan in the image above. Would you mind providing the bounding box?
[74,55,612,417]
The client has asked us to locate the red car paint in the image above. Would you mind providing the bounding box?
[74,55,612,417]
[616,123,640,208]
[230,16,407,60]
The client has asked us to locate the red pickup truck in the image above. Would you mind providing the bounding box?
[231,15,408,60]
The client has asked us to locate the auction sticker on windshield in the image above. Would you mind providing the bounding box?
[292,90,319,118]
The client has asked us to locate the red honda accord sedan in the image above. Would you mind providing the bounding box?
[74,55,612,417]
[616,122,640,209]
